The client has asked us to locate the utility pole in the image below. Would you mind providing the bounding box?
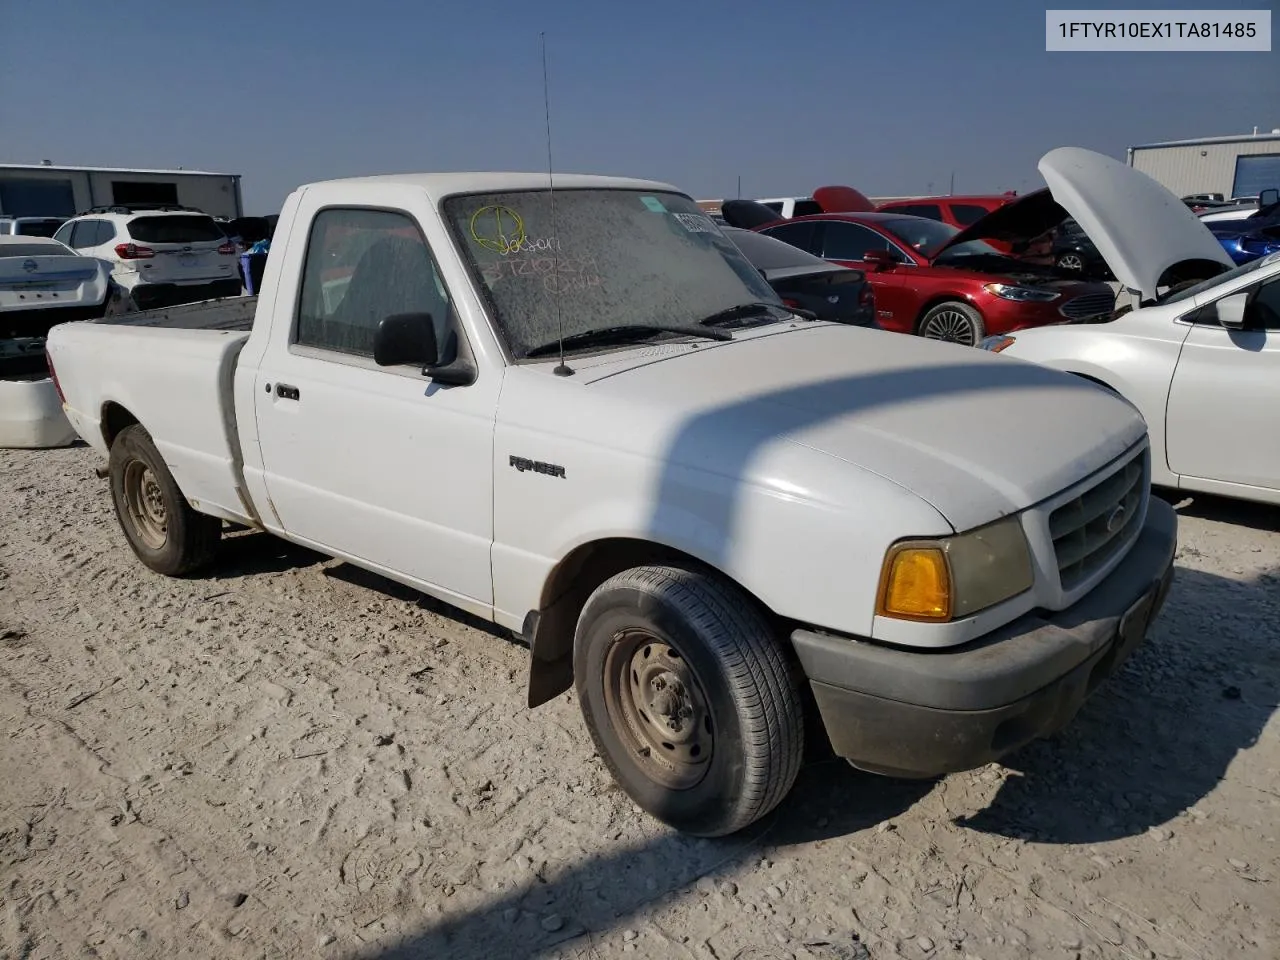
[949,171,955,195]
[737,175,741,199]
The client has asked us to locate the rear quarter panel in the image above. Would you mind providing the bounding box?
[46,322,255,523]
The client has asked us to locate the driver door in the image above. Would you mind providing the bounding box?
[252,202,499,612]
[1165,273,1280,493]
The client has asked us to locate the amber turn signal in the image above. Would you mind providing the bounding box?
[878,545,952,621]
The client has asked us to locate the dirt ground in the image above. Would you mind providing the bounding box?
[2,444,1277,960]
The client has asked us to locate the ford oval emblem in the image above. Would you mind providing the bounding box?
[826,295,840,304]
[1105,503,1126,532]
[22,259,38,273]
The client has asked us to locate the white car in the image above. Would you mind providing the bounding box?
[47,153,1178,836]
[52,206,241,311]
[985,249,1280,506]
[1,235,112,447]
[0,216,68,238]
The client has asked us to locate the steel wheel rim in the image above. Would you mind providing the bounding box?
[603,631,713,790]
[1058,253,1083,270]
[922,309,977,345]
[123,460,167,550]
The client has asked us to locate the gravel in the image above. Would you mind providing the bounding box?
[1,445,1278,959]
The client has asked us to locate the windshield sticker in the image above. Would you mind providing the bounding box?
[673,212,718,235]
[640,196,667,213]
[470,205,526,254]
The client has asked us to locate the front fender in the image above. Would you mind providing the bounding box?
[490,432,951,639]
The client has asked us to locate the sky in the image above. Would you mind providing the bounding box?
[2,1,1277,213]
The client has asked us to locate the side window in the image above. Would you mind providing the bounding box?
[791,200,823,217]
[761,220,818,254]
[821,222,895,261]
[950,203,990,226]
[94,221,117,246]
[888,203,944,221]
[761,202,784,214]
[53,222,75,246]
[1253,277,1280,330]
[69,221,101,249]
[295,208,453,360]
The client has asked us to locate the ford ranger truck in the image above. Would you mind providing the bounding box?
[46,167,1176,837]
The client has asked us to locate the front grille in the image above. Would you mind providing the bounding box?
[1059,291,1115,320]
[1049,449,1145,590]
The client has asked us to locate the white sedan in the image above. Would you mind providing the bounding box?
[1,235,112,448]
[983,251,1280,506]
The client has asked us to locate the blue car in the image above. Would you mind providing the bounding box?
[1210,188,1280,264]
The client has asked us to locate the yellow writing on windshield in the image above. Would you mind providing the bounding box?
[470,205,526,255]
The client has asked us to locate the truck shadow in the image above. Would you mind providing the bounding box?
[955,563,1278,844]
[1159,487,1280,532]
[207,527,327,578]
[358,758,929,960]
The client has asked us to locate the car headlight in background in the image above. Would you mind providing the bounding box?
[983,282,1060,302]
[876,515,1034,622]
[979,334,1017,352]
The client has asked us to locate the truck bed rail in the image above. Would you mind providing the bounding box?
[96,295,256,331]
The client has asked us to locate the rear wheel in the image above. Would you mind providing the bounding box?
[109,424,220,576]
[918,301,985,346]
[574,565,804,837]
[1056,251,1085,272]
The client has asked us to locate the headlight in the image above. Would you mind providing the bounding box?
[983,282,1060,302]
[877,515,1033,622]
[979,334,1016,353]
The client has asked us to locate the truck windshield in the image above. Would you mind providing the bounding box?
[443,188,782,359]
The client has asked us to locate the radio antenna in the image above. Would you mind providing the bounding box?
[542,32,572,377]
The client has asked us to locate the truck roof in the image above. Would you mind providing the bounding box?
[302,172,684,202]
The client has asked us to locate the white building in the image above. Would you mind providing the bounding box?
[0,163,244,220]
[1127,130,1280,200]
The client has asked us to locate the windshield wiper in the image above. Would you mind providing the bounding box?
[699,302,794,327]
[524,323,731,358]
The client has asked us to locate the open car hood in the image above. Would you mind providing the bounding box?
[812,186,875,213]
[720,199,787,230]
[933,147,1234,299]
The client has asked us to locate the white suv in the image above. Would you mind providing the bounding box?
[53,206,241,310]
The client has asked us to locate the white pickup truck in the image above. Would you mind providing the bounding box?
[47,170,1176,836]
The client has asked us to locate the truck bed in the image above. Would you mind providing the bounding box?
[47,304,257,527]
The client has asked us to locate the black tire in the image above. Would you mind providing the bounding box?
[109,424,220,576]
[917,301,986,346]
[574,565,803,837]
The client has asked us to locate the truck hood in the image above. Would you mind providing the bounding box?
[935,147,1234,300]
[572,325,1147,531]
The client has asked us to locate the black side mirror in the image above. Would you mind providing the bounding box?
[373,310,477,386]
[1259,188,1279,209]
[374,312,438,367]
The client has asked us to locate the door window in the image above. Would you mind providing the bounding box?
[295,208,452,359]
[1252,276,1280,329]
[761,220,819,254]
[69,221,103,249]
[821,221,899,261]
[950,203,990,226]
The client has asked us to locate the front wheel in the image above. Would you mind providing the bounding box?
[109,424,221,576]
[1056,252,1085,272]
[574,565,804,837]
[918,301,986,346]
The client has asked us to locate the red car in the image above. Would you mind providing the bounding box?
[722,191,1115,346]
[876,193,1018,252]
